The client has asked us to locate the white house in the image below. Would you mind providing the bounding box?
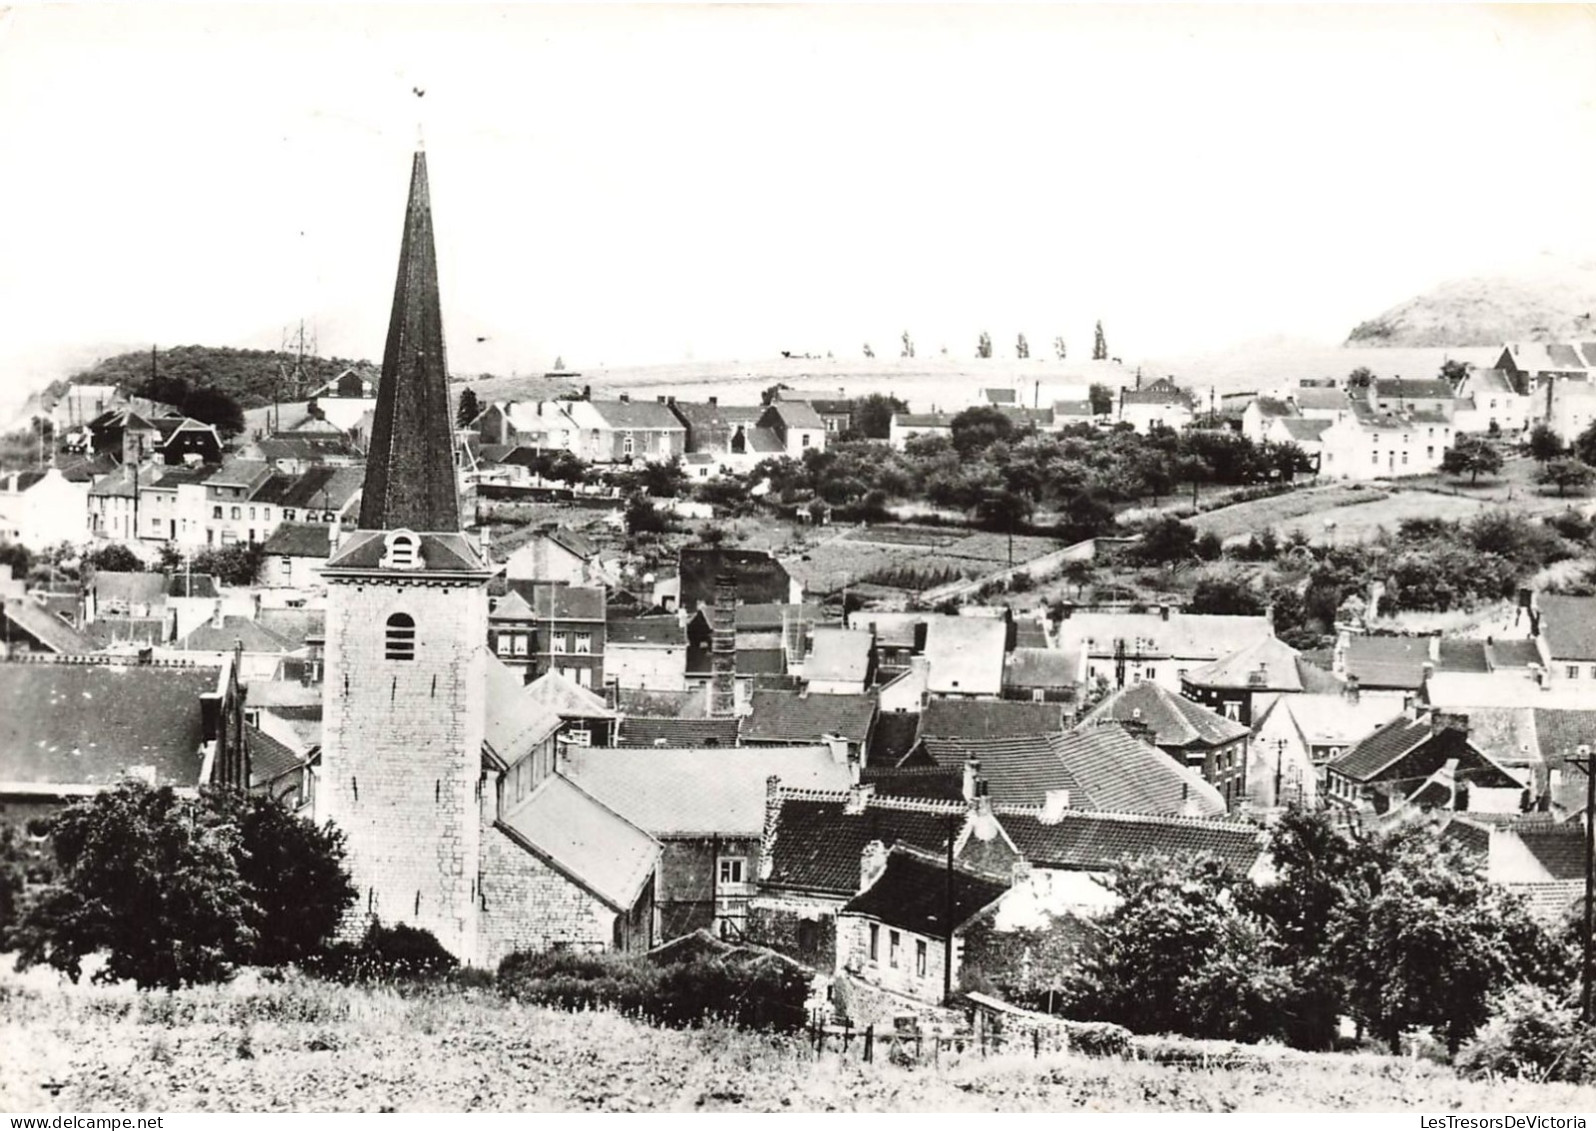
[0,468,90,550]
[1453,369,1532,436]
[1317,405,1451,481]
[1117,378,1193,433]
[889,413,954,450]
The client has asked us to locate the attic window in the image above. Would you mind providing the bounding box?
[381,530,422,571]
[386,613,416,661]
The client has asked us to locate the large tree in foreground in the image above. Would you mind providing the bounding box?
[1440,436,1504,484]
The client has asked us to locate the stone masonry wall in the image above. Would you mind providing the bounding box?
[319,575,488,963]
[836,914,951,1005]
[478,823,616,969]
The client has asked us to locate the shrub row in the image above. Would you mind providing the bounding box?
[498,948,810,1032]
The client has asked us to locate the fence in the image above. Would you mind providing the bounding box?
[797,1017,1071,1068]
[918,537,1098,605]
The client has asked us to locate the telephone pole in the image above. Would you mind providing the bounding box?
[1576,744,1596,1025]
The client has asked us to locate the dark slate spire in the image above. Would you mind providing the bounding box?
[357,150,461,532]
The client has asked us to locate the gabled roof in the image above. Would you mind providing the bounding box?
[177,616,295,654]
[861,763,965,800]
[1344,634,1433,690]
[580,398,687,431]
[564,746,852,836]
[82,615,167,649]
[1184,635,1304,692]
[995,806,1263,875]
[261,523,333,559]
[616,716,739,749]
[983,388,1019,405]
[1079,681,1250,749]
[1055,725,1226,815]
[484,656,563,763]
[1,598,96,654]
[923,617,1007,696]
[1538,596,1596,661]
[804,627,873,685]
[607,617,686,647]
[1534,709,1596,763]
[497,774,660,912]
[868,711,922,767]
[762,792,962,895]
[245,723,304,787]
[920,698,1069,741]
[253,608,325,649]
[1252,396,1295,418]
[892,413,955,429]
[255,465,365,510]
[523,670,617,720]
[1436,639,1490,674]
[1057,612,1273,662]
[0,661,221,788]
[842,845,1011,935]
[1278,418,1332,443]
[1003,647,1079,690]
[90,571,166,607]
[1291,386,1350,411]
[743,689,876,745]
[1260,692,1403,749]
[1371,378,1454,401]
[917,734,1088,807]
[501,580,606,622]
[1121,382,1190,406]
[165,574,220,599]
[324,530,486,573]
[1516,824,1588,882]
[763,401,826,431]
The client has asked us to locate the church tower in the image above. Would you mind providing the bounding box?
[318,149,491,962]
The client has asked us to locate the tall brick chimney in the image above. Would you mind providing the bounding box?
[710,572,738,718]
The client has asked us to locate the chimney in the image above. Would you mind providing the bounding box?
[708,396,718,407]
[656,395,666,404]
[1160,603,1171,622]
[710,572,738,718]
[962,758,982,803]
[844,782,876,816]
[1421,660,1434,685]
[1010,857,1032,886]
[619,392,630,404]
[1402,692,1417,720]
[971,778,995,835]
[1041,789,1071,824]
[210,599,224,630]
[859,840,888,893]
[1343,674,1361,703]
[759,775,782,881]
[199,691,222,743]
[823,733,850,765]
[582,385,591,401]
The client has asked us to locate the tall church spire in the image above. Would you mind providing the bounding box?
[357,150,460,532]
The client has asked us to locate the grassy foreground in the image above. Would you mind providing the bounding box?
[4,973,1596,1112]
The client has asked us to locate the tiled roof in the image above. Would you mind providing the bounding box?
[165,574,220,599]
[1491,640,1542,669]
[917,734,1090,807]
[504,580,606,622]
[564,746,852,836]
[1012,617,1050,650]
[1054,725,1227,816]
[1121,382,1191,406]
[765,401,826,430]
[607,617,686,647]
[497,775,660,911]
[1344,635,1433,690]
[1535,709,1596,762]
[1253,397,1295,418]
[921,698,1069,741]
[1330,715,1431,780]
[763,793,961,895]
[679,548,793,611]
[91,571,166,607]
[1436,639,1491,674]
[584,398,686,431]
[1079,681,1249,750]
[81,616,166,649]
[245,723,303,786]
[743,690,876,746]
[1057,613,1273,662]
[0,661,220,788]
[256,608,326,648]
[1278,418,1332,443]
[1539,596,1596,661]
[257,702,322,748]
[1292,387,1350,411]
[1003,647,1078,690]
[893,413,954,429]
[842,846,1010,935]
[261,523,333,558]
[996,807,1263,875]
[616,716,739,749]
[2,598,96,654]
[804,627,873,685]
[1184,635,1304,692]
[177,616,296,654]
[484,656,563,762]
[1371,378,1454,401]
[1517,825,1588,882]
[923,617,1007,696]
[984,388,1019,404]
[324,530,486,573]
[868,711,922,767]
[861,764,966,801]
[522,670,617,720]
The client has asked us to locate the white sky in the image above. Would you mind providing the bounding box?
[1,3,1593,409]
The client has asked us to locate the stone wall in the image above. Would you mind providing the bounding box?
[832,971,958,1030]
[319,573,488,963]
[477,823,616,969]
[746,897,839,970]
[836,914,951,1004]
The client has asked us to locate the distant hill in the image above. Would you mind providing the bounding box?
[60,346,380,411]
[1345,260,1596,348]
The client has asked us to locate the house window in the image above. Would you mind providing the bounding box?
[279,556,292,574]
[230,506,241,520]
[802,433,812,447]
[868,923,879,962]
[915,939,928,978]
[1371,452,1378,465]
[512,634,529,657]
[574,632,592,654]
[249,507,256,520]
[496,633,512,657]
[385,613,416,661]
[1401,451,1408,466]
[284,509,296,522]
[1568,665,1581,679]
[1223,701,1241,721]
[552,632,569,654]
[623,432,635,457]
[889,931,901,969]
[718,858,745,885]
[1143,667,1156,682]
[1427,447,1434,459]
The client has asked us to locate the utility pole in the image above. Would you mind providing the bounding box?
[944,812,956,1006]
[1577,744,1596,1025]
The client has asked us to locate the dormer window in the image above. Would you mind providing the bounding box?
[381,529,422,570]
[386,613,416,661]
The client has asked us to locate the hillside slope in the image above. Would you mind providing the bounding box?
[61,346,379,411]
[1345,260,1596,348]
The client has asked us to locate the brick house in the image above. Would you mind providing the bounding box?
[1325,708,1527,814]
[1077,681,1251,810]
[489,581,606,689]
[562,744,853,939]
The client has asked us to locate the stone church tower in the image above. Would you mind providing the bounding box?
[317,148,491,962]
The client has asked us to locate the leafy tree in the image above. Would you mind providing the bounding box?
[552,356,565,371]
[1441,436,1504,484]
[1074,855,1290,1042]
[1528,422,1564,464]
[862,342,874,359]
[900,331,915,359]
[1015,332,1029,360]
[760,383,793,407]
[1439,359,1472,387]
[1575,421,1596,468]
[1053,336,1066,361]
[13,783,253,989]
[623,456,688,499]
[1088,383,1114,417]
[191,542,265,587]
[1134,515,1199,567]
[0,540,33,580]
[1267,584,1318,650]
[853,393,908,440]
[182,386,246,437]
[1347,366,1375,389]
[1187,576,1265,616]
[624,495,674,536]
[85,544,144,574]
[1538,458,1596,498]
[456,387,481,429]
[1059,558,1095,598]
[949,406,1016,456]
[976,331,993,359]
[1092,320,1108,361]
[974,488,1032,534]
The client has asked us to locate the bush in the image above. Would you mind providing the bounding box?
[498,948,810,1032]
[307,921,459,984]
[1064,1020,1132,1058]
[1457,984,1596,1083]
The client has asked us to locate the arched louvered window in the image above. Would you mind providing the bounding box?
[385,612,416,661]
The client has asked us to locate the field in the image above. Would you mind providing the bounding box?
[785,526,1066,595]
[2,973,1592,1113]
